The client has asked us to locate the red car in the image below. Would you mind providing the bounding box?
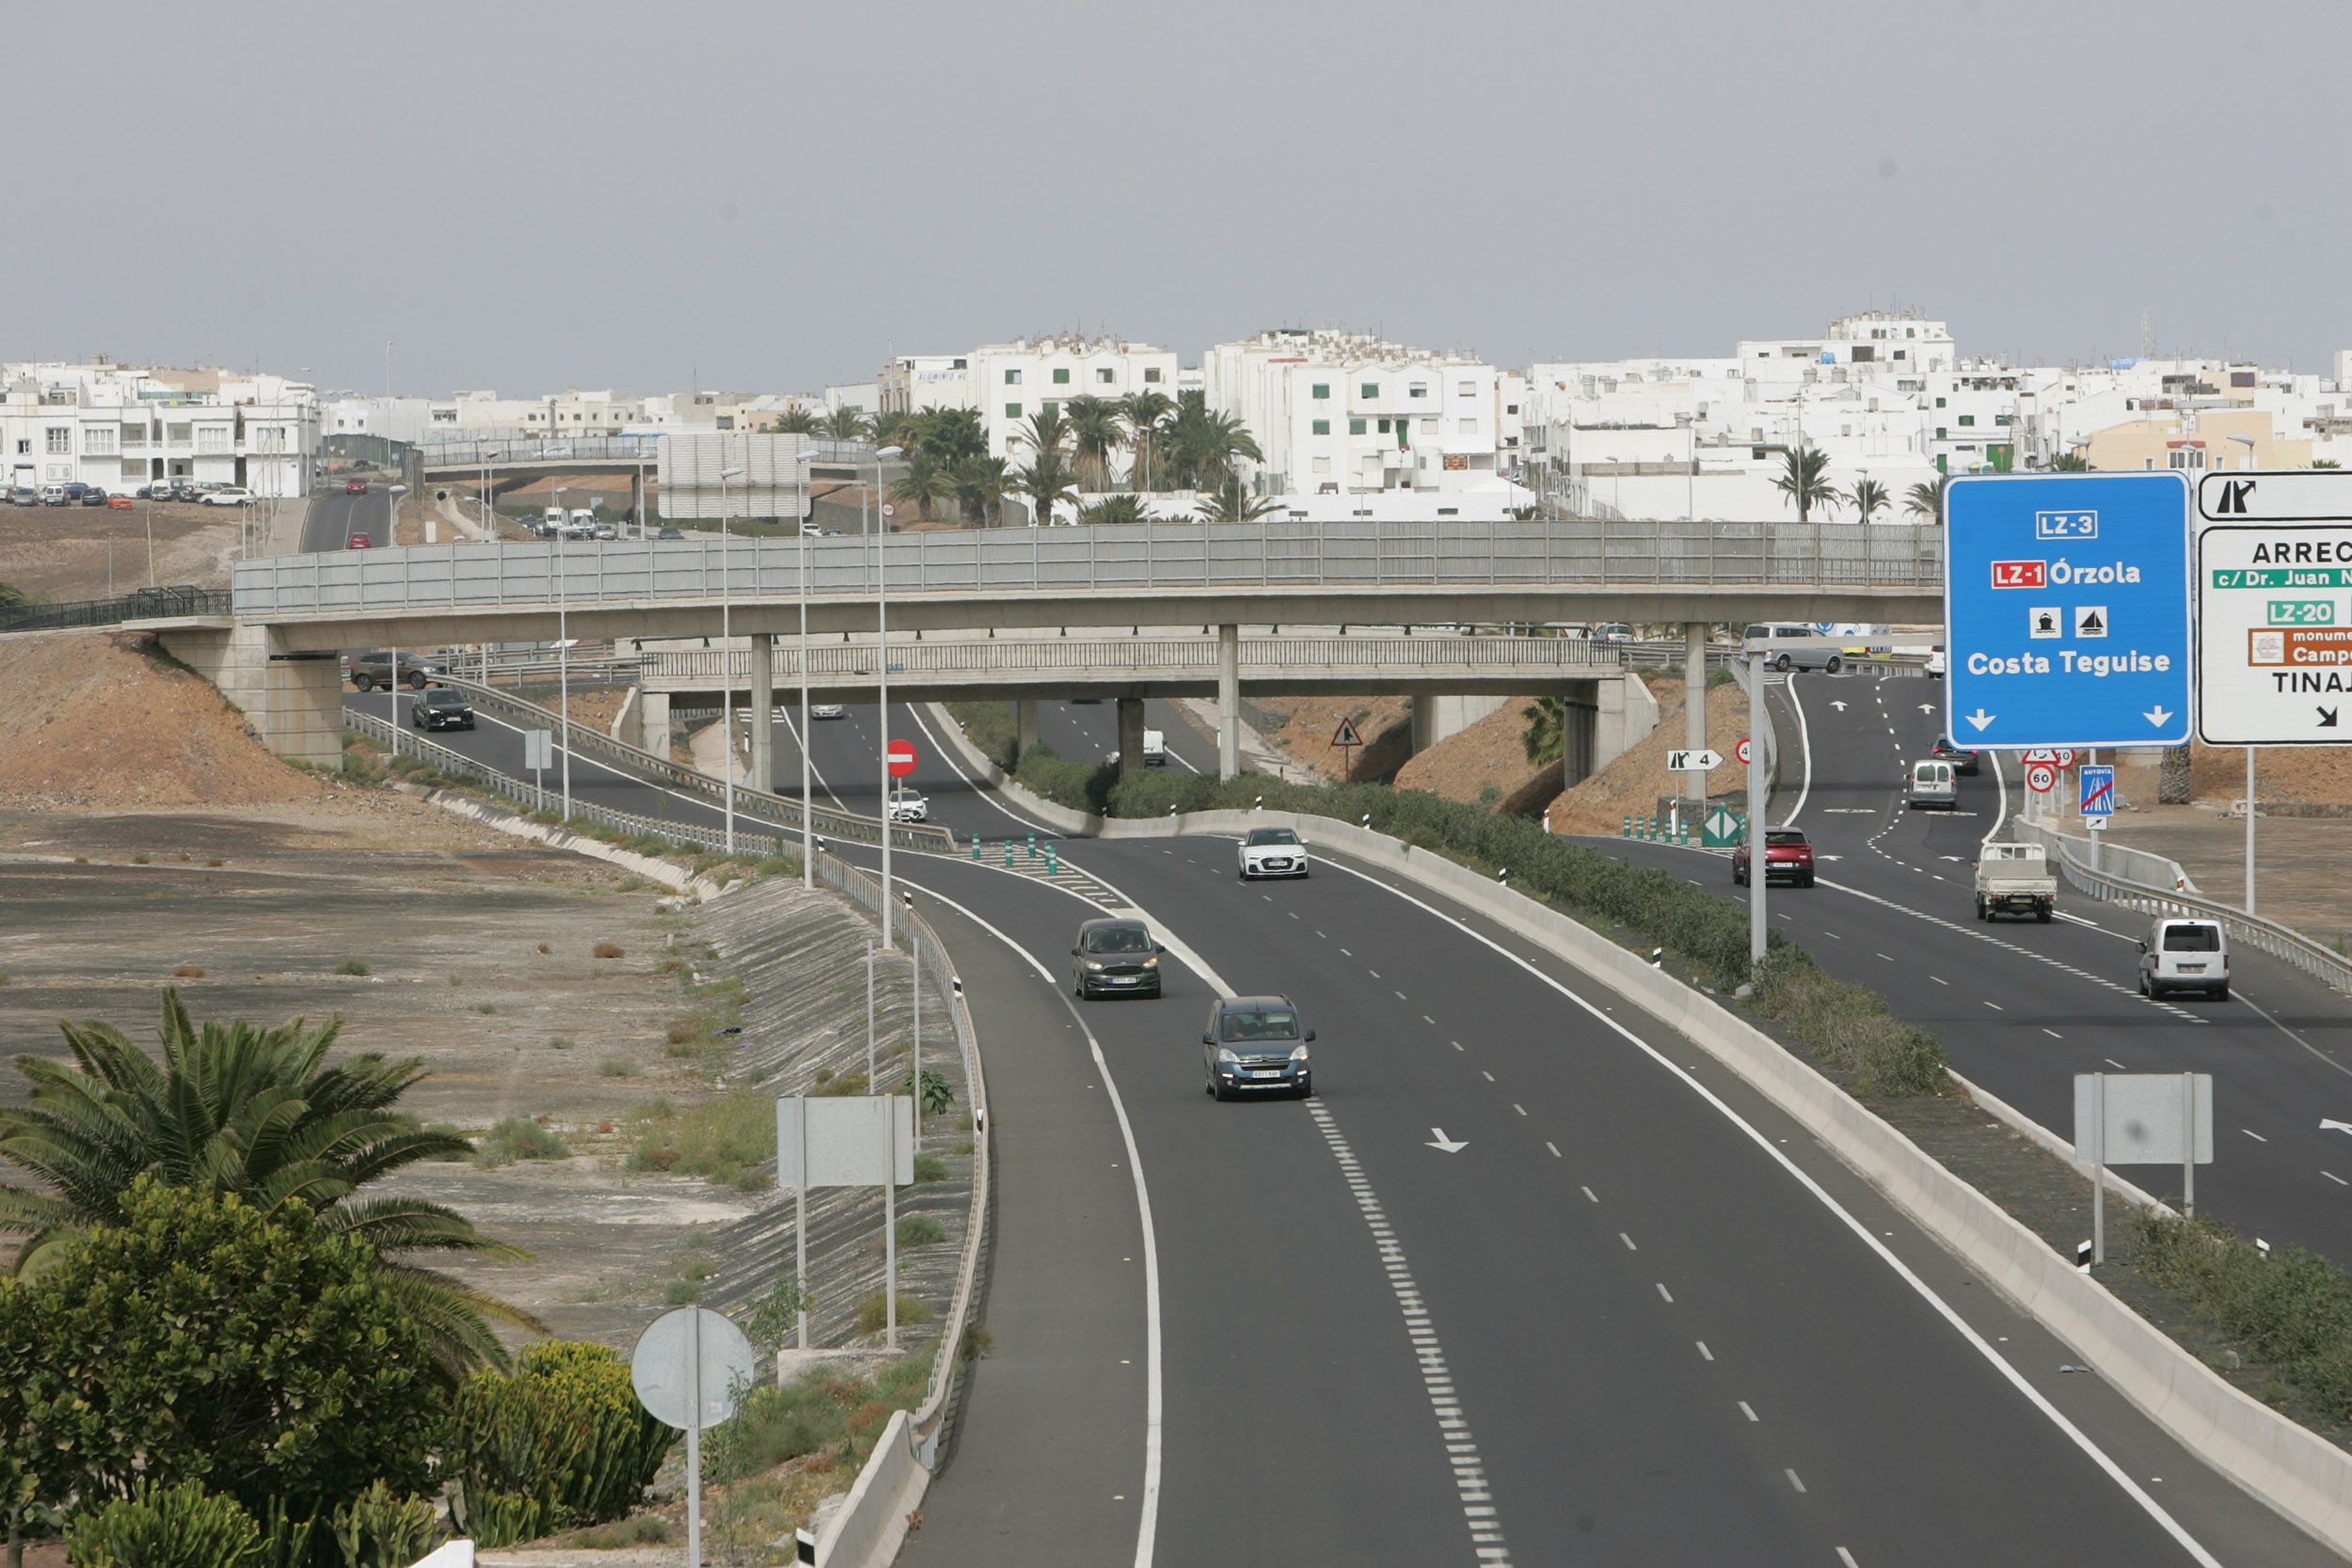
[346,532,372,549]
[346,479,369,495]
[1733,828,1816,888]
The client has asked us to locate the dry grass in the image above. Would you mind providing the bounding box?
[594,941,626,959]
[170,962,205,978]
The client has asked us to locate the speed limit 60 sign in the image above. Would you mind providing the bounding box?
[2025,763,2058,794]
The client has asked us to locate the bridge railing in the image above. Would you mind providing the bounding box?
[6,584,230,634]
[231,516,1946,616]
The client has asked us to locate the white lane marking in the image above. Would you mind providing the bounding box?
[1984,750,2010,842]
[2243,1129,2268,1143]
[905,704,1057,835]
[2327,1171,2349,1187]
[1481,1069,1496,1083]
[1696,1340,1713,1361]
[1983,1001,2003,1011]
[2104,1057,2128,1070]
[1740,1400,1758,1422]
[2043,1028,2063,1039]
[1619,1232,1637,1251]
[773,705,849,812]
[1547,1142,1563,1158]
[1305,852,2225,1567]
[879,878,1165,1568]
[1514,1103,1527,1117]
[1656,1282,1675,1303]
[1307,1097,1514,1564]
[1779,671,1813,827]
[1838,1550,1860,1568]
[1787,1468,1807,1494]
[1580,1185,1597,1202]
[1931,975,1948,986]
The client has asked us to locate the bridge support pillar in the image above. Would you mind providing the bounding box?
[1682,621,1709,813]
[629,691,673,760]
[1408,693,1506,753]
[1559,680,1601,789]
[1595,670,1661,778]
[1012,700,1039,765]
[1216,624,1240,780]
[1117,697,1145,778]
[749,633,774,790]
[159,624,342,768]
[630,467,647,535]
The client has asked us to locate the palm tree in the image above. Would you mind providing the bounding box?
[1014,406,1073,466]
[2049,451,2090,471]
[888,450,956,524]
[773,408,821,436]
[1905,474,1950,522]
[1849,478,1890,525]
[0,990,538,1381]
[872,409,923,454]
[1078,495,1148,527]
[1120,389,1175,492]
[1520,695,1565,767]
[1064,396,1126,493]
[1193,476,1279,524]
[1166,391,1263,491]
[1772,445,1840,523]
[821,406,873,441]
[1011,447,1079,529]
[951,455,1009,528]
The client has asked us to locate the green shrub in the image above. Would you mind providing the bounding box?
[811,1070,869,1098]
[66,1481,259,1568]
[905,1068,955,1115]
[333,958,371,976]
[910,1151,949,1183]
[944,702,1017,768]
[2137,1214,2352,1418]
[662,1278,701,1305]
[704,1355,929,1488]
[474,1117,571,1166]
[597,1055,639,1077]
[854,1291,933,1335]
[330,1481,441,1568]
[572,1515,673,1547]
[745,1277,815,1354]
[897,1213,946,1247]
[446,1340,676,1547]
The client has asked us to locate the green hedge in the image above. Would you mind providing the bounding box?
[2137,1213,2352,1418]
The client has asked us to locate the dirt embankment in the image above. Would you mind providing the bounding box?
[1547,676,1748,835]
[0,631,322,810]
[1392,695,1558,814]
[1244,692,1414,782]
[0,500,246,601]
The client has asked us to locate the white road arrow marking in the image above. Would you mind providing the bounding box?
[1919,704,1937,715]
[1426,1128,1468,1153]
[1966,709,1996,732]
[1942,855,1967,863]
[1830,700,1850,712]
[2144,705,2174,728]
[2322,1119,2352,1136]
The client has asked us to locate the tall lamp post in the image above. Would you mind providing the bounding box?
[873,444,904,945]
[793,447,820,889]
[2229,432,2260,913]
[719,465,746,853]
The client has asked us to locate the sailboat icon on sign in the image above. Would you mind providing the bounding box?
[2076,606,2107,639]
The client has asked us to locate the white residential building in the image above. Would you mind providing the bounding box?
[879,336,1179,467]
[1204,329,1504,497]
[2,360,316,498]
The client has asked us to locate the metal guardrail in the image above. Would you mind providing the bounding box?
[3,583,230,633]
[232,516,1946,619]
[437,676,956,855]
[640,632,1627,688]
[2018,816,2352,992]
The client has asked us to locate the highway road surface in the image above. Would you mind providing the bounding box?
[302,485,396,555]
[347,682,2342,1565]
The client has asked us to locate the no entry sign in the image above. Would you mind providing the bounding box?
[886,738,918,778]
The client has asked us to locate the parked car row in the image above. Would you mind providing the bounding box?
[6,483,112,506]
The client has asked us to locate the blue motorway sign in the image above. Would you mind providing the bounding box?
[1944,473,2192,749]
[2079,764,2115,817]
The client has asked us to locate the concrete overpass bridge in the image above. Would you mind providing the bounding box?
[140,515,1942,779]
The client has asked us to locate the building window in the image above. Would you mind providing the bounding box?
[197,427,230,454]
[1377,419,1391,434]
[1907,327,1916,338]
[121,425,146,448]
[1409,384,1427,399]
[1312,457,1331,474]
[716,416,735,431]
[1052,368,1070,385]
[1958,414,1975,427]
[1042,402,1058,418]
[1361,382,1377,398]
[1005,403,1022,419]
[45,428,70,454]
[121,459,146,481]
[1994,414,2012,427]
[1457,419,1477,435]
[1505,404,1518,416]
[84,426,116,455]
[1456,381,1474,397]
[1349,419,1366,435]
[1311,383,1330,400]
[1420,418,1437,435]
[1311,420,1330,436]
[13,440,26,455]
[1438,507,1459,516]
[1097,368,1115,384]
[1144,368,1161,383]
[1934,397,1946,407]
[1005,369,1022,385]
[1935,427,1947,439]
[953,357,967,370]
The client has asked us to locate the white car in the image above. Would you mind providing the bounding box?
[1237,825,1310,879]
[810,704,847,720]
[887,790,929,823]
[1925,648,1947,677]
[199,486,258,506]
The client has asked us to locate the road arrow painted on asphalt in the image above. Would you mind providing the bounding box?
[2322,1119,2352,1136]
[1966,709,1996,732]
[1919,704,1937,715]
[1426,1128,1468,1153]
[2144,705,2174,728]
[1830,700,1850,712]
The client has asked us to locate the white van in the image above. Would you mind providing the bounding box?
[1907,758,1957,810]
[540,505,566,536]
[567,507,598,539]
[1743,623,1846,673]
[1143,728,1167,767]
[2138,918,2230,1000]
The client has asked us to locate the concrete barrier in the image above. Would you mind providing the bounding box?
[815,1409,928,1568]
[1048,801,2352,1554]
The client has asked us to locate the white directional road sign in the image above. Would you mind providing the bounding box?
[2196,496,2352,745]
[2200,470,2352,523]
[1944,473,2192,749]
[1667,748,1722,772]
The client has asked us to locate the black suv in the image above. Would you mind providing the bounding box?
[1202,994,1314,1100]
[1929,736,1981,775]
[1071,917,1163,1000]
[348,650,451,691]
[411,688,476,732]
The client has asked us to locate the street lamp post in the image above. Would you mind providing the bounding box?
[719,466,746,853]
[874,446,904,946]
[793,448,819,889]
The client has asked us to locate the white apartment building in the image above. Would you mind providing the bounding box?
[879,336,1180,467]
[2,360,316,498]
[1204,329,1503,497]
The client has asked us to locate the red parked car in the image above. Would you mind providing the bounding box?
[346,479,369,495]
[1733,828,1816,888]
[346,532,372,549]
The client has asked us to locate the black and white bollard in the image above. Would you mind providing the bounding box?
[2076,1239,2093,1273]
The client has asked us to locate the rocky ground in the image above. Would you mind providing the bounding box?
[0,499,249,600]
[1547,675,1749,835]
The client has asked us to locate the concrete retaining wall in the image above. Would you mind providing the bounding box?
[816,1410,929,1567]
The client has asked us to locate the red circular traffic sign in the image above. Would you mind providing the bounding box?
[2026,763,2058,794]
[1735,736,1752,766]
[2051,748,2077,769]
[886,738,919,778]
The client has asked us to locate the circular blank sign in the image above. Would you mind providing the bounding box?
[630,1307,758,1431]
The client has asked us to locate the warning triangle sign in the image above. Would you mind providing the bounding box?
[1331,716,1364,748]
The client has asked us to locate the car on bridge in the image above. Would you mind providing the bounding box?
[1202,995,1314,1100]
[346,480,368,495]
[655,525,685,541]
[1238,826,1311,879]
[346,532,372,549]
[1070,916,1163,1000]
[810,704,847,720]
[347,650,450,691]
[409,688,476,732]
[1733,827,1815,887]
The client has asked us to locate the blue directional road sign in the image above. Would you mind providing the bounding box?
[1944,473,2192,749]
[2079,764,2115,817]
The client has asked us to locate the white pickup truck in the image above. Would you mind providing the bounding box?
[1974,841,2056,923]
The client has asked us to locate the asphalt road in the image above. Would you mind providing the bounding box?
[1596,671,2352,1267]
[357,684,2340,1564]
[302,487,393,554]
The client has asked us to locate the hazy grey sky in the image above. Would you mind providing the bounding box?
[5,0,2344,394]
